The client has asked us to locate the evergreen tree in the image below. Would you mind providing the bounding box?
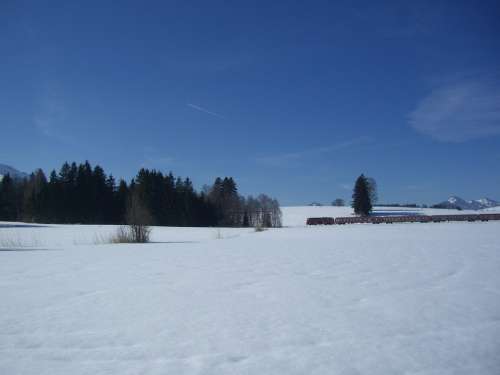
[352,174,372,216]
[22,169,47,222]
[59,162,78,222]
[75,161,93,223]
[46,170,62,222]
[104,175,117,223]
[115,179,129,223]
[0,175,18,220]
[92,165,108,223]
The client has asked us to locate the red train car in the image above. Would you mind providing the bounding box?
[307,213,500,226]
[306,217,335,225]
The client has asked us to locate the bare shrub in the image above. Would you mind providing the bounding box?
[254,223,267,232]
[95,193,153,245]
[125,192,152,243]
[91,226,132,245]
[107,226,135,244]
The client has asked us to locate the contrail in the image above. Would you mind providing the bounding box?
[187,103,225,118]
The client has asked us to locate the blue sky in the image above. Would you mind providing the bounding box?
[1,0,500,205]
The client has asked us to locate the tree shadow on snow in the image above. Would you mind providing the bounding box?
[0,248,57,252]
[0,223,50,229]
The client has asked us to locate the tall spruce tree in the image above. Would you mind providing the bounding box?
[0,175,18,220]
[22,169,47,222]
[352,174,372,216]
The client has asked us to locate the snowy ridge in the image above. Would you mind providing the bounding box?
[0,164,28,181]
[474,197,499,208]
[438,196,499,210]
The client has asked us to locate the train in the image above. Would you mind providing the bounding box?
[306,213,500,225]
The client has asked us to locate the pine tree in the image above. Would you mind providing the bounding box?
[92,165,108,223]
[46,170,62,222]
[115,179,129,223]
[352,174,372,216]
[22,169,47,222]
[0,175,17,220]
[221,177,240,226]
[104,175,116,223]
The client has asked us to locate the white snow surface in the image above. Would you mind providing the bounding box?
[1,211,500,374]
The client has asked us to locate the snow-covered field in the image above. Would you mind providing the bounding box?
[1,208,500,374]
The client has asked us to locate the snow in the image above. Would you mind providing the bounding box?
[1,212,500,374]
[483,206,500,212]
[475,198,499,208]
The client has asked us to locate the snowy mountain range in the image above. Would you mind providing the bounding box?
[435,196,499,210]
[0,164,28,181]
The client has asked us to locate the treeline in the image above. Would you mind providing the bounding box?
[0,161,281,227]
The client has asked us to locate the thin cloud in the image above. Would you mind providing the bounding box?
[255,137,372,167]
[187,103,225,118]
[409,78,500,142]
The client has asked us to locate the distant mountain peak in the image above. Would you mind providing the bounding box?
[0,164,28,181]
[436,196,499,210]
[474,197,499,208]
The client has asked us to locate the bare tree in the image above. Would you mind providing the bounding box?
[271,198,282,227]
[256,194,282,228]
[125,192,152,243]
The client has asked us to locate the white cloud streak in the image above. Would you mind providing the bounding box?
[187,103,225,118]
[409,78,500,142]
